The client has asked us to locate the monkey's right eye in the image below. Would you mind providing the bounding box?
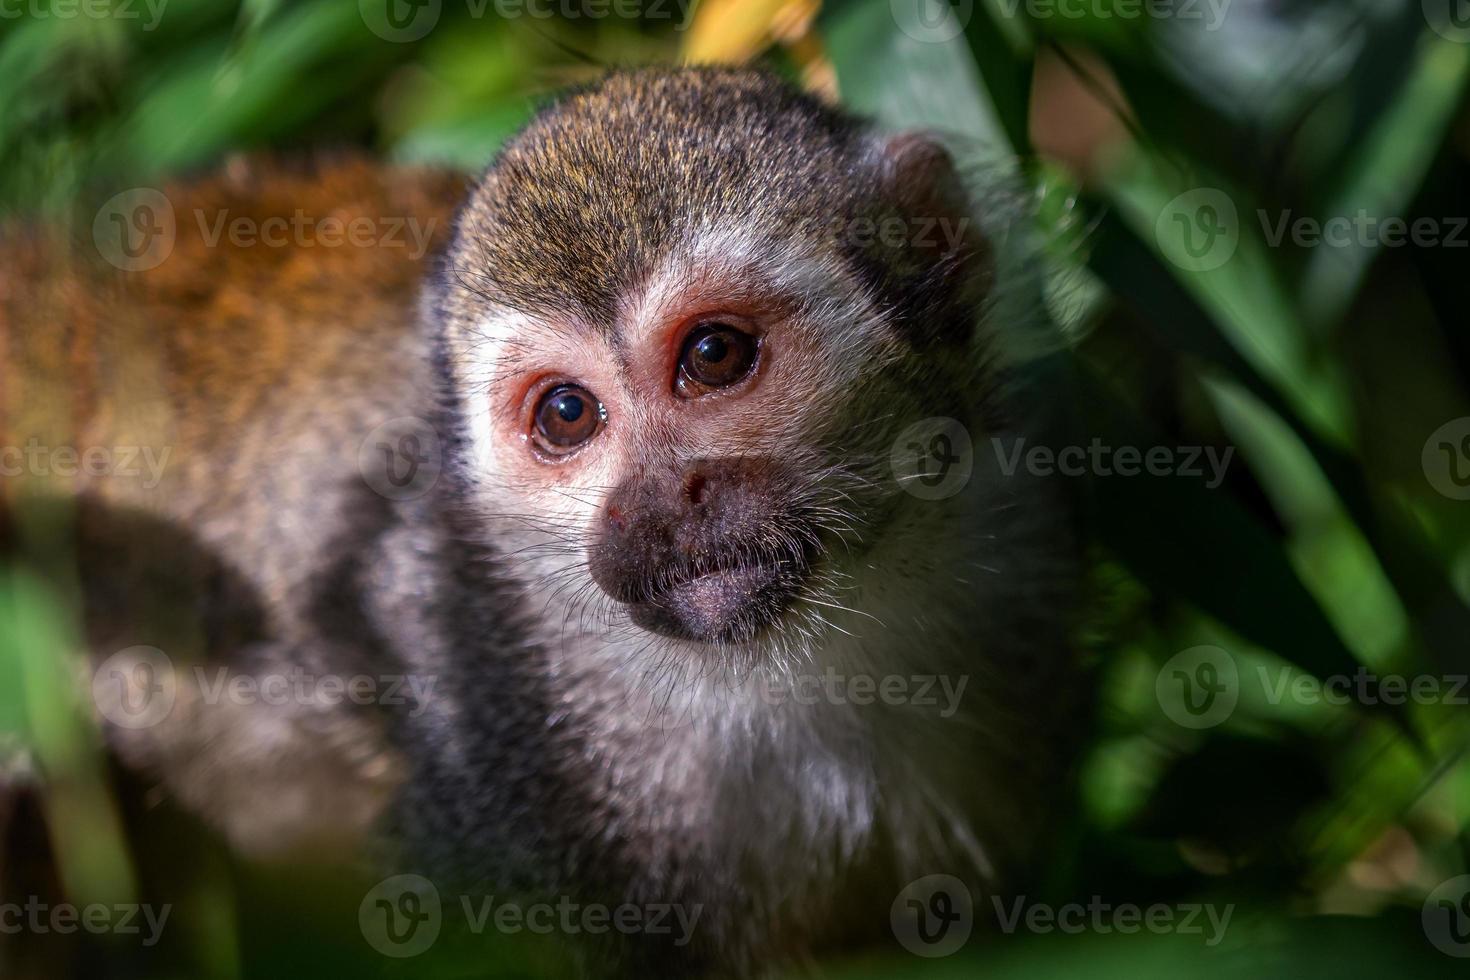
[532,384,603,455]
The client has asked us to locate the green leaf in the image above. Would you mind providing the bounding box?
[823,0,1015,152]
[1084,208,1470,683]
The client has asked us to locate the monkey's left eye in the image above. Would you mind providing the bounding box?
[532,384,603,455]
[676,322,759,396]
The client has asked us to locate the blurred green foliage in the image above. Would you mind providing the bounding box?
[3,0,1470,976]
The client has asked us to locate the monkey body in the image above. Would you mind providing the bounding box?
[2,157,463,855]
[1,69,1080,976]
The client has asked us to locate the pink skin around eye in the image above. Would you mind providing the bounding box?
[494,286,805,469]
[678,325,758,389]
[633,299,783,404]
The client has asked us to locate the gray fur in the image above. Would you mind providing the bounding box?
[390,67,1082,976]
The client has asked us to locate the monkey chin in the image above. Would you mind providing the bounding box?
[623,561,807,645]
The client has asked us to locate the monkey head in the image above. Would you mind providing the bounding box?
[429,68,994,659]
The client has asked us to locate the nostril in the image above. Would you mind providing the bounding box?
[606,504,625,531]
[684,471,708,506]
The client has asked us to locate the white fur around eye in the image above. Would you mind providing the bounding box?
[438,202,1062,918]
[624,219,895,390]
[457,305,524,484]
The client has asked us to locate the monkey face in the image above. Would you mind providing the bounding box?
[441,216,986,654]
[434,69,989,654]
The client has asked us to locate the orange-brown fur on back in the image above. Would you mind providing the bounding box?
[1,156,464,856]
[1,68,1082,979]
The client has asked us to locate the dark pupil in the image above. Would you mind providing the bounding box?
[682,324,755,388]
[555,394,584,422]
[537,385,598,447]
[695,333,729,366]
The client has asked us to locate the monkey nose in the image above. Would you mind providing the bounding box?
[683,470,709,507]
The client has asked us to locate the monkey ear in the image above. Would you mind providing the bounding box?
[865,131,991,339]
[873,132,968,228]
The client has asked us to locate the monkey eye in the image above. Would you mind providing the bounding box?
[676,322,759,396]
[532,384,603,454]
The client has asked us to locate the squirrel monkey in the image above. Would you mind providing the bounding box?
[1,68,1081,976]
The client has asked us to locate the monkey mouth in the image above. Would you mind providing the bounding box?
[624,559,808,644]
